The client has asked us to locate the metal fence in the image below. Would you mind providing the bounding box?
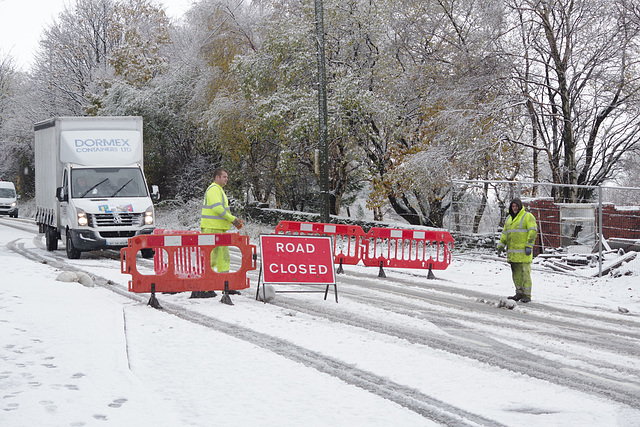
[446,180,640,277]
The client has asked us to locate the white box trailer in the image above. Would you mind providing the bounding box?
[34,116,159,259]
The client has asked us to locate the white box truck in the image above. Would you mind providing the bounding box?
[34,116,159,259]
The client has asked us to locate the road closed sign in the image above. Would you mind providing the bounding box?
[260,235,336,284]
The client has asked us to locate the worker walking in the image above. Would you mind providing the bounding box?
[192,168,243,298]
[497,198,538,303]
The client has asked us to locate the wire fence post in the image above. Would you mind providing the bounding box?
[598,186,603,277]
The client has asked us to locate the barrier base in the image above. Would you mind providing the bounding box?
[148,284,163,310]
[220,281,234,306]
[378,262,386,278]
[256,283,339,303]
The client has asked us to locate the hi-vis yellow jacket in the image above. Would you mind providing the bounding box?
[200,182,236,231]
[497,206,538,263]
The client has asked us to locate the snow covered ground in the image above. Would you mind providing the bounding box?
[1,214,639,426]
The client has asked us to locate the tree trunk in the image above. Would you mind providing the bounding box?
[388,193,422,225]
[472,182,489,234]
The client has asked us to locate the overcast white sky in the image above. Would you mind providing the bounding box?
[0,0,194,71]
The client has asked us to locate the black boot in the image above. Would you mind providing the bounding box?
[507,294,522,301]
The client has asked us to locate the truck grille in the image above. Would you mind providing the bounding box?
[90,213,143,227]
[99,230,138,238]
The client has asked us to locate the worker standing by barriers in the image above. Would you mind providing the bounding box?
[497,198,538,303]
[194,168,244,298]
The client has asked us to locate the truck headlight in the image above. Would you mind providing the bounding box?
[144,206,154,225]
[77,208,88,226]
[11,202,17,208]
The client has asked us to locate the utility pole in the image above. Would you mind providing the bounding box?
[314,0,330,223]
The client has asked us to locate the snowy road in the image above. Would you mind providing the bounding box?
[278,273,640,407]
[2,217,640,426]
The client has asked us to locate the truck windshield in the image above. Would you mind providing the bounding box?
[0,188,16,198]
[71,168,148,198]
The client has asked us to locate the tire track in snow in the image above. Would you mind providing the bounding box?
[338,288,640,384]
[5,237,505,427]
[158,298,508,427]
[266,279,640,410]
[8,224,640,413]
[341,268,640,330]
[336,280,640,358]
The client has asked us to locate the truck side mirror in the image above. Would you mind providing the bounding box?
[150,185,160,202]
[56,186,68,202]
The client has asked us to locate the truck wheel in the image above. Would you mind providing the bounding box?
[45,226,58,251]
[141,248,155,259]
[66,233,81,259]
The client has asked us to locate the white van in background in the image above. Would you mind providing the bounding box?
[0,180,19,218]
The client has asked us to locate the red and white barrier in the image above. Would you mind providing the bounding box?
[274,221,454,276]
[121,231,256,296]
[363,227,453,272]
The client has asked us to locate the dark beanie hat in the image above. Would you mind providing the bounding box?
[509,198,523,218]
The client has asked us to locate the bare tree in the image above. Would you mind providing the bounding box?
[504,0,640,202]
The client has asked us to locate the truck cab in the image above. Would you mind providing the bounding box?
[55,165,158,258]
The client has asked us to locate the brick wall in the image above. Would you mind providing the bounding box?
[524,199,640,252]
[601,203,640,240]
[525,199,561,251]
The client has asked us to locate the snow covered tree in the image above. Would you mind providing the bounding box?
[182,0,270,205]
[0,54,38,195]
[108,0,172,87]
[31,0,118,115]
[0,53,13,126]
[349,0,519,225]
[31,0,172,115]
[97,68,215,201]
[235,0,399,216]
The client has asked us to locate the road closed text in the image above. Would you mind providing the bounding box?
[276,242,316,253]
[260,235,335,284]
[268,263,328,275]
